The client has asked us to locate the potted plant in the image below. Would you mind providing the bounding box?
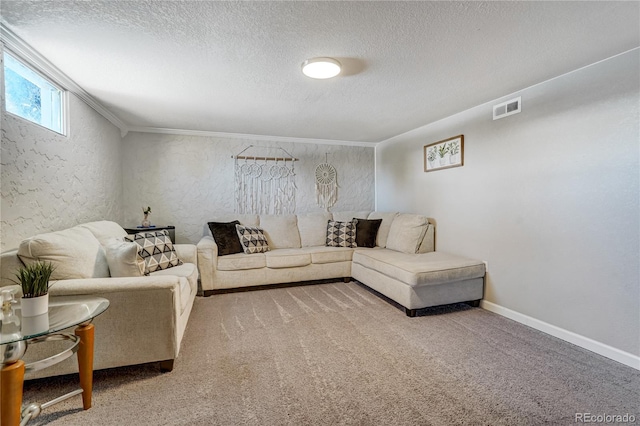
[427,147,437,168]
[437,144,449,166]
[142,206,152,228]
[448,141,460,164]
[14,261,55,317]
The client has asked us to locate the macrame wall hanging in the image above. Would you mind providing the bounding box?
[315,153,338,212]
[233,146,297,215]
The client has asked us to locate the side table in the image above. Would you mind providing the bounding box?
[123,225,175,243]
[1,295,109,426]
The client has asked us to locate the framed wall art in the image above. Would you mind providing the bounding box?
[424,135,464,172]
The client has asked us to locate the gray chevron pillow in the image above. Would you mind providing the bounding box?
[235,225,270,254]
[124,230,182,273]
[325,220,357,248]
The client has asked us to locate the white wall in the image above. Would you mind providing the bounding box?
[1,90,124,251]
[376,50,639,357]
[121,132,374,244]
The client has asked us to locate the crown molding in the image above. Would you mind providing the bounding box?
[126,126,377,147]
[0,23,129,137]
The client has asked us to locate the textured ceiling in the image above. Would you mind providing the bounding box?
[1,1,638,143]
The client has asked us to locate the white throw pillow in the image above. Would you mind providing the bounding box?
[259,215,301,249]
[385,214,429,254]
[77,221,128,246]
[103,238,145,277]
[18,226,110,280]
[297,212,332,247]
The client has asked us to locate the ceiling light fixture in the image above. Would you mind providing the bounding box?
[301,57,341,79]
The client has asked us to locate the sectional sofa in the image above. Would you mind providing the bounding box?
[198,211,485,316]
[0,221,197,378]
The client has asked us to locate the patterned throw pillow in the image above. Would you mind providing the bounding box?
[124,230,183,274]
[235,225,270,254]
[326,220,356,248]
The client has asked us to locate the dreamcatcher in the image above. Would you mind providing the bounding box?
[315,154,338,212]
[233,146,297,214]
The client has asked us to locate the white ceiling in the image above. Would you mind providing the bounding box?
[1,1,638,144]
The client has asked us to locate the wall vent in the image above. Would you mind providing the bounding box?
[493,96,521,120]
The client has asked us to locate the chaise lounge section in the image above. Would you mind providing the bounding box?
[351,250,485,316]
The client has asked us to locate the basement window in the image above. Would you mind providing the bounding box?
[3,51,65,135]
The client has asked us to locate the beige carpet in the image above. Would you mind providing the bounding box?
[23,281,639,425]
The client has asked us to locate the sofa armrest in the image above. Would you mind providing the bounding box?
[27,275,184,378]
[197,236,218,291]
[48,276,182,296]
[174,243,197,265]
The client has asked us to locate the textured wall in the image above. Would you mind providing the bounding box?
[121,133,374,244]
[1,93,123,251]
[376,51,639,356]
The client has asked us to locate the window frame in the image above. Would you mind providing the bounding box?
[2,49,68,136]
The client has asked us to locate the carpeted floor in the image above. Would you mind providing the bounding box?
[23,281,639,425]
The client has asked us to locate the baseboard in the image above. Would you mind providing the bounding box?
[480,300,640,371]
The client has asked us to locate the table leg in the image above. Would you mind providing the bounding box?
[1,360,25,426]
[75,323,94,410]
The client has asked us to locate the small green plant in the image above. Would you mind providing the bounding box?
[437,144,449,158]
[143,206,152,214]
[427,147,437,162]
[13,261,55,298]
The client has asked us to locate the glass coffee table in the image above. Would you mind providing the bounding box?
[1,295,109,426]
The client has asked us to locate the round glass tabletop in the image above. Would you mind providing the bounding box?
[1,295,109,345]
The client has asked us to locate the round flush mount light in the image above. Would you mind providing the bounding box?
[301,57,341,79]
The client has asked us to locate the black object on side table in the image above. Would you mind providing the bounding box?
[123,225,176,243]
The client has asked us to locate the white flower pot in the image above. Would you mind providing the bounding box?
[439,158,446,166]
[21,293,49,317]
[21,313,50,335]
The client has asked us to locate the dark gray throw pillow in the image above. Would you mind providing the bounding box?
[207,221,244,256]
[353,218,382,248]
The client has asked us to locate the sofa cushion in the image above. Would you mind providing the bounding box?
[77,221,128,246]
[417,224,435,253]
[103,238,146,277]
[297,212,332,247]
[352,250,485,287]
[236,225,270,254]
[306,246,354,264]
[18,227,110,280]
[326,220,356,248]
[259,215,301,249]
[332,211,371,222]
[367,212,398,248]
[217,252,266,271]
[385,214,428,254]
[207,221,243,256]
[125,230,183,274]
[354,218,382,248]
[265,249,312,269]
